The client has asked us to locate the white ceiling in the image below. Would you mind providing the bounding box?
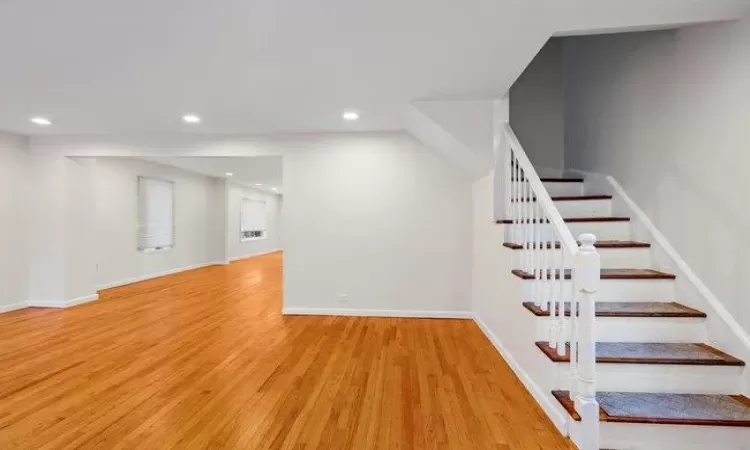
[140,156,283,193]
[0,0,747,135]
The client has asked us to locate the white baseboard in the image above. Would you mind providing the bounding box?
[472,313,569,435]
[229,248,282,262]
[0,302,29,314]
[282,307,473,319]
[96,262,218,291]
[28,293,99,309]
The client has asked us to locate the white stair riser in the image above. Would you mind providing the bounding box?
[522,279,674,303]
[508,221,631,241]
[513,247,651,269]
[513,199,612,218]
[535,317,706,343]
[567,221,631,241]
[595,422,750,450]
[543,181,583,197]
[553,199,612,217]
[556,363,741,394]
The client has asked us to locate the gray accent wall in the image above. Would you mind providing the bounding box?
[510,38,565,174]
[562,16,750,333]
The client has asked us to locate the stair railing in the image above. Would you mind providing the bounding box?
[503,123,600,450]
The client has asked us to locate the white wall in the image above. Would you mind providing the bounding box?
[510,38,565,174]
[471,172,567,431]
[226,183,282,261]
[92,158,217,289]
[65,157,98,300]
[283,132,473,314]
[0,133,30,312]
[25,131,472,315]
[563,16,750,333]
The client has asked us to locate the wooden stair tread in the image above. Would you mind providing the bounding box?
[511,268,676,280]
[541,177,583,182]
[536,342,744,366]
[503,240,650,250]
[497,216,630,224]
[552,390,750,427]
[522,301,706,318]
[511,195,613,202]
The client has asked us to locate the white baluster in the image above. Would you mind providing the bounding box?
[557,244,567,356]
[547,218,556,349]
[515,158,521,244]
[536,201,545,311]
[574,233,600,450]
[524,173,535,305]
[510,155,516,243]
[503,145,513,225]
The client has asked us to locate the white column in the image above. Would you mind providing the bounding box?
[207,178,230,265]
[27,153,98,306]
[492,97,510,219]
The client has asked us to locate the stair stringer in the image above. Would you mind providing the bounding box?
[471,172,572,435]
[568,168,750,397]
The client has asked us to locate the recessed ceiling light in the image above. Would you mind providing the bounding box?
[271,187,278,191]
[182,114,201,124]
[225,172,233,177]
[342,111,359,121]
[30,116,52,126]
[254,183,262,186]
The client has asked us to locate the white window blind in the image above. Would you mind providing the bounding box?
[241,198,267,240]
[138,177,174,250]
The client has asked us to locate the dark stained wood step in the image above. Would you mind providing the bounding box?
[503,240,650,250]
[497,217,630,224]
[541,177,583,183]
[552,390,750,427]
[511,195,612,202]
[510,177,584,183]
[522,301,706,318]
[536,342,744,366]
[511,268,676,280]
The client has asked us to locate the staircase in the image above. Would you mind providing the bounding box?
[497,126,750,449]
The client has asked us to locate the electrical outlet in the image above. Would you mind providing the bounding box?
[338,293,349,303]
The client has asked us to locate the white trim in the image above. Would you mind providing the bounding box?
[569,168,750,354]
[472,314,569,434]
[282,307,473,319]
[28,294,99,309]
[0,302,29,314]
[96,262,217,291]
[605,175,750,352]
[229,248,282,262]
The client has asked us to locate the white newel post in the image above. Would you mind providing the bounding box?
[574,233,600,450]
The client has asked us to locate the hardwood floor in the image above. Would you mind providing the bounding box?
[0,252,572,449]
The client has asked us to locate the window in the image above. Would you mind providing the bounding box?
[241,198,267,241]
[138,177,174,251]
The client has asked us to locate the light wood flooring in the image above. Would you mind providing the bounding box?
[0,252,573,449]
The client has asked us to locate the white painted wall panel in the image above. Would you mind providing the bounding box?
[283,133,472,313]
[563,16,750,334]
[0,133,30,311]
[92,158,214,289]
[227,184,281,261]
